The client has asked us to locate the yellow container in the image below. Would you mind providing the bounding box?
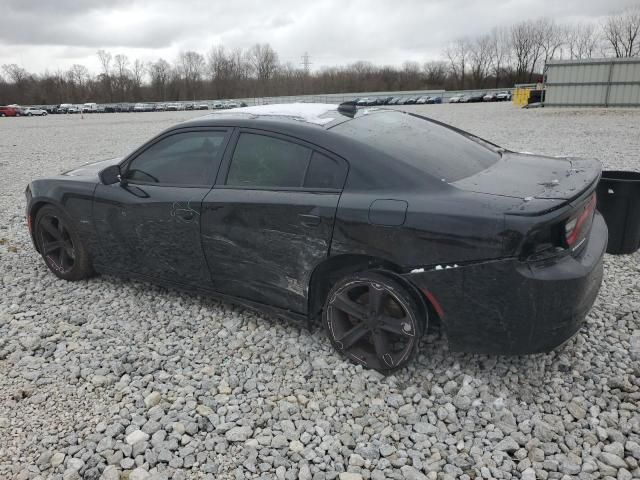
[512,88,531,107]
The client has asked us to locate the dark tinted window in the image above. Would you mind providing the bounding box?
[226,133,311,188]
[126,131,226,185]
[304,152,346,189]
[333,111,500,182]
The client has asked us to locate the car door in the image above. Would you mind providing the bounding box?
[201,129,348,313]
[93,128,230,288]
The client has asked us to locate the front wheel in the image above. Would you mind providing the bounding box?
[34,205,93,281]
[323,271,425,372]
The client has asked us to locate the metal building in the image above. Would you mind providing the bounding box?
[543,57,640,107]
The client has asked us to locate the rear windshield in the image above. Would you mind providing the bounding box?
[333,111,501,182]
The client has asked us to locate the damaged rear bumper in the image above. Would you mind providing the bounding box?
[404,212,607,355]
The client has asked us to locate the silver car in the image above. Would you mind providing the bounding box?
[24,107,48,116]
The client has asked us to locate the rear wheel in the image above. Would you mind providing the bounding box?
[34,205,93,281]
[323,271,425,372]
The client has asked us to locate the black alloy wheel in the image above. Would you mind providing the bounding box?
[324,272,425,372]
[38,214,76,274]
[35,205,93,280]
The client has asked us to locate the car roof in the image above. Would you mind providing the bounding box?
[182,103,355,130]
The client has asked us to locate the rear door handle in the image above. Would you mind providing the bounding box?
[298,213,321,227]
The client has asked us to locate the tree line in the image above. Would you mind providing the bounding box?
[1,6,638,106]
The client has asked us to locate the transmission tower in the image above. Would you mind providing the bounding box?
[301,52,312,73]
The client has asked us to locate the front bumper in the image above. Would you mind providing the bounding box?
[405,212,607,355]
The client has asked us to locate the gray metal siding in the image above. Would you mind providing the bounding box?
[544,58,640,107]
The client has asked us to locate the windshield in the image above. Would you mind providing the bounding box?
[332,110,502,182]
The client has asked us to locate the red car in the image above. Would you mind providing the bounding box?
[0,106,19,117]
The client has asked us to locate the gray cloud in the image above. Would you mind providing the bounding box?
[0,0,635,73]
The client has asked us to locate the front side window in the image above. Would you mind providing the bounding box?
[125,131,226,186]
[226,133,311,188]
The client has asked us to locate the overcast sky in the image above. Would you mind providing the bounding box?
[0,0,635,75]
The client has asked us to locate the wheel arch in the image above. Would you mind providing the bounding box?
[307,254,430,333]
[28,199,64,253]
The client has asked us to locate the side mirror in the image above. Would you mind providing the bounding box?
[99,164,122,185]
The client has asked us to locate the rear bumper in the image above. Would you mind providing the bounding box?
[404,212,607,355]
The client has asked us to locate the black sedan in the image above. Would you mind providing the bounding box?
[25,103,607,372]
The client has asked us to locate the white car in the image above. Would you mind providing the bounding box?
[66,105,80,114]
[449,95,462,103]
[82,103,98,113]
[133,103,146,112]
[24,107,48,116]
[496,91,512,101]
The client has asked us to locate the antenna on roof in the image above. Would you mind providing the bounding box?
[338,101,357,118]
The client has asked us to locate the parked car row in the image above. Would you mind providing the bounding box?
[0,105,49,116]
[354,96,443,106]
[449,91,512,103]
[0,101,249,117]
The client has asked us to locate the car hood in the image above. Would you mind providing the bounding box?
[453,152,601,200]
[62,157,122,178]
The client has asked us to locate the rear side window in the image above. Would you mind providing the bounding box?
[226,133,311,188]
[304,152,346,189]
[332,111,501,182]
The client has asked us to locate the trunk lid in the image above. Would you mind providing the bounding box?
[453,152,601,201]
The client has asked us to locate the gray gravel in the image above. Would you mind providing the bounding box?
[1,104,639,480]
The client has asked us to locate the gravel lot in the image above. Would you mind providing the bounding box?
[1,104,639,480]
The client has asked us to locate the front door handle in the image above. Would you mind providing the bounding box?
[298,213,321,227]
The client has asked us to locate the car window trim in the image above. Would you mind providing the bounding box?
[120,127,232,188]
[215,184,342,194]
[216,127,348,193]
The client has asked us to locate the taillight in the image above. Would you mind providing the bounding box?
[564,194,596,249]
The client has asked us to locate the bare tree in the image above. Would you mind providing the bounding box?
[489,27,512,87]
[1,64,29,84]
[131,59,146,90]
[96,50,113,101]
[177,51,205,100]
[469,34,493,87]
[444,38,470,89]
[565,23,600,59]
[423,61,447,87]
[148,58,171,100]
[207,45,233,98]
[247,43,279,81]
[113,54,130,101]
[68,64,90,88]
[602,6,640,57]
[511,20,544,82]
[537,18,565,64]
